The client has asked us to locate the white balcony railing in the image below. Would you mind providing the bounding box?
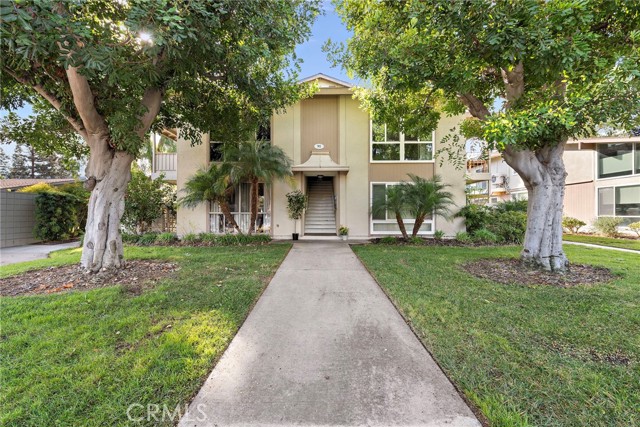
[154,153,177,172]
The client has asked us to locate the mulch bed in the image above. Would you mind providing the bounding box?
[370,237,498,247]
[463,258,615,287]
[0,260,179,297]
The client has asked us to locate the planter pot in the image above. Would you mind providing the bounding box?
[292,233,299,241]
[340,235,348,241]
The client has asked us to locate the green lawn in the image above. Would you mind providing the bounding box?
[0,244,290,426]
[353,244,639,427]
[563,234,640,251]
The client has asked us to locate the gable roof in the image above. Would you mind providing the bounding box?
[298,73,353,89]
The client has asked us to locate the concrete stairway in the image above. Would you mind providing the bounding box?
[305,179,336,235]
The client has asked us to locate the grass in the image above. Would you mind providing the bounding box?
[0,244,290,426]
[353,244,639,427]
[563,233,640,251]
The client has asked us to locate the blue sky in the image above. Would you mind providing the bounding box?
[295,3,354,84]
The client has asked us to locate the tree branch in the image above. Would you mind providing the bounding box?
[136,88,163,138]
[3,66,88,139]
[501,62,524,109]
[458,93,490,120]
[65,66,108,137]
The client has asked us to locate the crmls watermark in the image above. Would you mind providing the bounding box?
[126,403,207,423]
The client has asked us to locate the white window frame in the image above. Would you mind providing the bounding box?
[595,183,640,224]
[595,142,640,181]
[370,121,435,163]
[209,183,271,234]
[370,182,435,235]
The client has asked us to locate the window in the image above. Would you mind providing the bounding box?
[209,183,271,233]
[257,123,271,142]
[370,183,433,234]
[210,142,224,162]
[597,184,640,226]
[370,121,434,162]
[598,143,634,178]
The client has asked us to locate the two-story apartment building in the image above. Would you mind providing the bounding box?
[467,137,640,229]
[162,74,467,239]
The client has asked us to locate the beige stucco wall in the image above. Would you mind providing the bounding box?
[176,132,209,236]
[342,95,370,239]
[271,103,301,239]
[434,114,467,236]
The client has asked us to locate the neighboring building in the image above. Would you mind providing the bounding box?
[466,137,640,228]
[0,178,76,192]
[155,74,467,239]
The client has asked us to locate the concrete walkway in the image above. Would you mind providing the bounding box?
[0,241,80,266]
[179,242,480,427]
[563,240,640,254]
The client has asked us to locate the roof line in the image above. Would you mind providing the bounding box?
[298,73,354,88]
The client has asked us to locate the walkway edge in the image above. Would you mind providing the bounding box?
[348,244,490,427]
[563,240,640,254]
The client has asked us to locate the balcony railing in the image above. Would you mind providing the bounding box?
[154,153,177,172]
[466,159,491,183]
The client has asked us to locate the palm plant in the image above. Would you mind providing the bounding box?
[372,184,410,239]
[405,174,455,237]
[178,163,240,232]
[226,140,293,234]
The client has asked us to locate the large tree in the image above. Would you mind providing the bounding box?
[1,0,319,271]
[332,0,640,271]
[8,142,72,178]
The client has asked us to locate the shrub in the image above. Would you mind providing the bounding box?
[409,236,423,244]
[58,182,91,232]
[629,221,640,237]
[121,233,139,244]
[562,216,586,234]
[487,211,527,243]
[198,232,218,243]
[122,168,166,234]
[455,204,491,234]
[181,233,200,244]
[433,230,445,240]
[137,232,159,246]
[155,232,177,244]
[33,192,79,241]
[379,236,397,244]
[455,231,471,243]
[593,217,623,237]
[18,182,60,194]
[472,228,499,244]
[493,199,528,213]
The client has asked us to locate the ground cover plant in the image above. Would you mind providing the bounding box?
[563,234,640,251]
[353,244,639,426]
[0,244,290,426]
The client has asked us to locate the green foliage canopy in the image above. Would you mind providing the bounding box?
[1,0,321,154]
[331,0,640,150]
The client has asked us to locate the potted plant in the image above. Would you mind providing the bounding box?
[339,225,349,241]
[286,190,307,240]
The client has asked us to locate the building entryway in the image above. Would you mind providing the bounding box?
[304,177,336,235]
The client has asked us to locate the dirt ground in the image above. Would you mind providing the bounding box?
[0,260,179,297]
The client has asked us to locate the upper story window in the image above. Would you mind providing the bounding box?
[210,142,224,162]
[597,142,640,179]
[257,123,271,142]
[371,121,434,162]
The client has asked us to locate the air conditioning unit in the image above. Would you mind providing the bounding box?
[491,174,506,185]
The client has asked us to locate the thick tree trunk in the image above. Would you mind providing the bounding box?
[81,146,134,272]
[249,178,259,235]
[503,141,569,272]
